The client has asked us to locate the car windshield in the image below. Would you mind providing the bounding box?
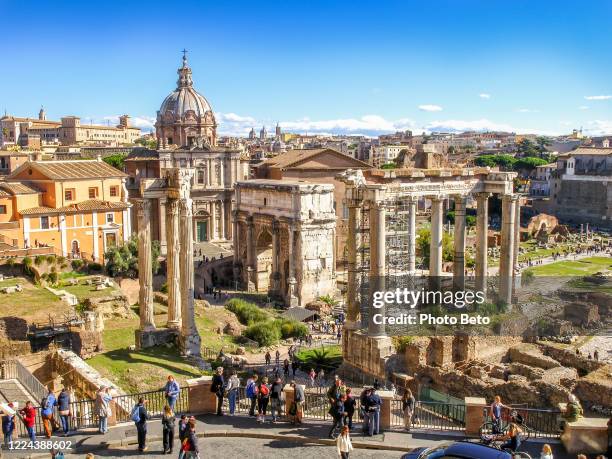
[418,445,448,459]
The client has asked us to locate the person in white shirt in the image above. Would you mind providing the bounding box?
[336,425,353,458]
[539,444,553,459]
[226,371,240,416]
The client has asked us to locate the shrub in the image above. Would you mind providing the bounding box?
[276,319,309,340]
[34,255,46,266]
[160,283,168,294]
[57,256,66,265]
[71,259,84,270]
[48,272,58,284]
[225,298,269,325]
[392,336,414,353]
[6,257,16,267]
[89,262,103,273]
[318,295,338,307]
[294,346,342,372]
[46,255,56,264]
[244,321,281,346]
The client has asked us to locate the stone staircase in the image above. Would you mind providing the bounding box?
[0,378,37,407]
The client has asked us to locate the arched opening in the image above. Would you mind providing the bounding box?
[255,228,273,292]
[71,240,80,258]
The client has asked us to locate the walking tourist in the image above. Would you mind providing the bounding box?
[256,376,270,423]
[336,425,353,459]
[329,395,346,438]
[290,380,304,425]
[161,404,175,454]
[211,367,225,416]
[497,413,523,453]
[265,351,271,366]
[2,402,15,447]
[291,359,298,377]
[226,371,240,416]
[177,415,188,459]
[283,359,290,378]
[309,368,316,387]
[181,418,199,458]
[401,389,415,432]
[275,349,281,365]
[360,388,371,434]
[57,387,71,436]
[490,395,509,433]
[94,387,112,434]
[539,444,554,459]
[131,397,150,452]
[270,376,283,422]
[164,375,180,411]
[318,368,325,386]
[41,388,57,438]
[246,373,259,416]
[326,375,346,406]
[366,387,382,436]
[344,388,355,429]
[19,401,36,442]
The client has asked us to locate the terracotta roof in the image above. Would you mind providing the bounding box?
[126,149,160,161]
[8,160,127,180]
[262,148,372,169]
[0,182,41,195]
[0,189,10,198]
[563,147,612,156]
[20,199,129,216]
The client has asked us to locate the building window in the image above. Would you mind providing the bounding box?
[197,170,205,184]
[263,198,267,206]
[88,187,98,199]
[40,216,49,229]
[109,186,119,197]
[106,212,114,224]
[65,188,75,201]
[0,205,6,214]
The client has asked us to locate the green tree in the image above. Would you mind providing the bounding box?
[514,157,548,171]
[517,139,539,157]
[417,227,454,265]
[135,137,158,149]
[535,136,552,158]
[103,153,127,170]
[104,235,160,278]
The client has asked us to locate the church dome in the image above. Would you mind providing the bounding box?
[159,53,213,120]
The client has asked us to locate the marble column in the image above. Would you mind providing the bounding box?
[271,220,280,295]
[407,196,417,273]
[137,199,155,331]
[166,199,181,329]
[346,202,362,327]
[246,216,256,292]
[499,194,517,305]
[513,196,521,278]
[368,200,386,337]
[475,192,491,295]
[159,198,167,254]
[287,223,298,307]
[207,159,212,186]
[210,201,217,240]
[453,196,467,292]
[179,197,201,356]
[429,197,444,277]
[220,200,226,240]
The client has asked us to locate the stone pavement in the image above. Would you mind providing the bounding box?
[9,414,573,459]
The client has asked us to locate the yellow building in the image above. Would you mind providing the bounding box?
[0,159,131,262]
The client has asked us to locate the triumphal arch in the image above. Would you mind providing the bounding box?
[233,179,337,307]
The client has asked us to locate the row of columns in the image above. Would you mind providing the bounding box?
[345,192,520,336]
[137,197,201,356]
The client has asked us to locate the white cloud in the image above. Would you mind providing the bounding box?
[277,115,417,136]
[479,93,491,99]
[583,120,612,135]
[584,95,612,100]
[423,118,516,133]
[418,104,443,112]
[516,108,539,113]
[579,106,589,110]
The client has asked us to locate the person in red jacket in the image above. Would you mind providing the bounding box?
[19,401,36,442]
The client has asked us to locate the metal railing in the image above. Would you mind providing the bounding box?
[481,406,561,439]
[3,360,48,404]
[409,401,466,431]
[113,387,190,424]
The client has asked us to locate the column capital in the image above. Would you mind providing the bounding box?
[502,193,519,203]
[166,198,180,217]
[406,195,419,204]
[453,194,468,204]
[474,192,492,200]
[136,199,152,216]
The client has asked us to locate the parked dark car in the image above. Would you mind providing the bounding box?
[401,441,513,459]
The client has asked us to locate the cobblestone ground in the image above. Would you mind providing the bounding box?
[63,437,403,458]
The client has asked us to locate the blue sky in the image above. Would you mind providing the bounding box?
[2,0,612,136]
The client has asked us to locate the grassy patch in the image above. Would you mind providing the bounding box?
[0,277,72,322]
[525,257,612,277]
[294,345,342,372]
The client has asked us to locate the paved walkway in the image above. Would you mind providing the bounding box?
[11,414,574,459]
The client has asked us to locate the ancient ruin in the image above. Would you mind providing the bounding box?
[135,168,201,357]
[233,179,337,306]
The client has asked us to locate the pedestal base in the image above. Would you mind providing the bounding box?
[179,331,202,357]
[135,328,178,350]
